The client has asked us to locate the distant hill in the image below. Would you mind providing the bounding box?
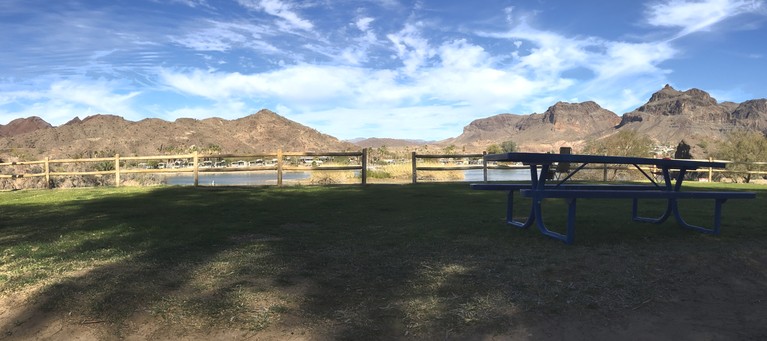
[442,101,620,152]
[0,116,52,137]
[609,85,767,157]
[446,85,767,154]
[0,109,356,159]
[729,99,767,131]
[617,85,737,144]
[349,137,433,148]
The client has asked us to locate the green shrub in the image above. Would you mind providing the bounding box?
[367,170,392,179]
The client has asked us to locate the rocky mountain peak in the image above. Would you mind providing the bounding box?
[542,101,606,124]
[617,86,765,146]
[0,116,53,137]
[63,116,83,126]
[729,99,767,130]
[254,109,279,117]
[465,114,524,131]
[639,86,719,117]
[443,101,620,151]
[731,99,767,119]
[81,114,129,124]
[648,84,682,102]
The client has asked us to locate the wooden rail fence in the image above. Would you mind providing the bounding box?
[2,149,767,188]
[409,153,767,183]
[411,152,489,183]
[0,149,368,188]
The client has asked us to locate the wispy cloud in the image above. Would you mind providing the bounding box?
[479,19,676,108]
[171,21,279,53]
[2,0,766,140]
[165,0,211,8]
[158,25,628,138]
[154,4,695,139]
[356,17,375,31]
[387,22,436,75]
[236,0,314,32]
[0,80,141,125]
[646,0,764,38]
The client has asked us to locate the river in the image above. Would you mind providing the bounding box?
[164,169,531,186]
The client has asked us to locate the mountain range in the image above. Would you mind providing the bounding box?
[1,85,765,160]
[0,110,355,159]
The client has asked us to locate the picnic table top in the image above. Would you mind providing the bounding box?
[484,152,726,170]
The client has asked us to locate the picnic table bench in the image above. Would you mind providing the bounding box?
[472,152,756,244]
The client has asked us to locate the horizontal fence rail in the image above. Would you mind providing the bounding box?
[0,149,368,188]
[411,152,487,183]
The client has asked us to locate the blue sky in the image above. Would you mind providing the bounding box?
[1,0,766,140]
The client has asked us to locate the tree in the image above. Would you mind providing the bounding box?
[715,130,767,183]
[583,130,653,157]
[486,144,502,154]
[443,144,457,155]
[500,140,517,153]
[371,145,392,164]
[583,130,654,180]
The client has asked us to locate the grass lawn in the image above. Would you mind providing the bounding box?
[1,183,766,339]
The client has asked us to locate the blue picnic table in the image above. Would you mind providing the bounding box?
[472,152,755,244]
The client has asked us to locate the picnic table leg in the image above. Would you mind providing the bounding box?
[527,164,576,244]
[671,198,726,234]
[632,167,693,225]
[531,196,576,244]
[506,190,535,228]
[631,198,673,224]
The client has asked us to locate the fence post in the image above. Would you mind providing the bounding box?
[193,151,199,187]
[411,151,417,184]
[277,149,283,187]
[482,151,488,182]
[602,163,608,182]
[114,154,121,187]
[708,157,713,182]
[44,156,50,189]
[361,148,368,185]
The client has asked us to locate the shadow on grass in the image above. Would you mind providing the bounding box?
[1,184,767,339]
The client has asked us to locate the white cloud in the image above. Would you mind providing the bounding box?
[157,28,603,139]
[475,19,682,115]
[386,22,436,75]
[160,100,249,121]
[339,48,368,65]
[167,0,210,8]
[171,21,279,53]
[237,0,314,32]
[328,17,381,65]
[356,17,375,31]
[157,13,682,139]
[493,23,596,77]
[646,0,764,38]
[160,65,408,108]
[134,15,684,139]
[294,105,484,140]
[593,42,676,79]
[0,80,141,125]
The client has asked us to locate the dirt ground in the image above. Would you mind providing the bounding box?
[2,269,765,341]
